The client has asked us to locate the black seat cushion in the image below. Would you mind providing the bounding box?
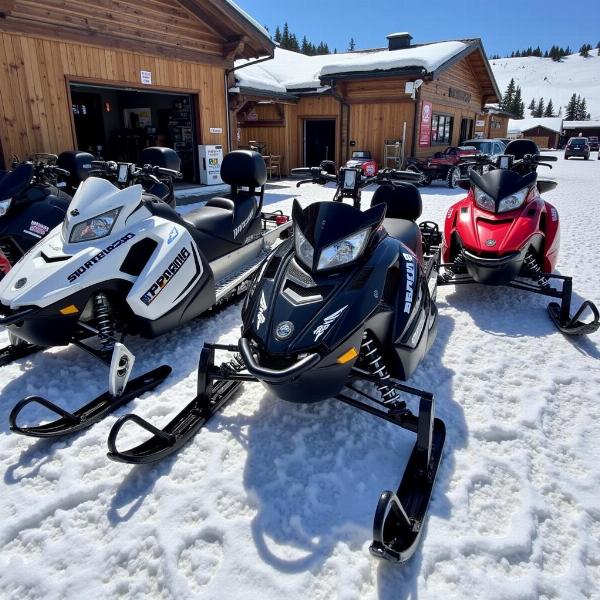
[371,183,422,222]
[505,139,539,159]
[206,197,235,211]
[221,150,266,188]
[184,205,232,233]
[383,218,423,262]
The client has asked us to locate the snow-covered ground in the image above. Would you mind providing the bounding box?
[0,153,599,599]
[491,53,600,119]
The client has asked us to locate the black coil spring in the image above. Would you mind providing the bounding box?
[360,332,398,404]
[441,251,466,282]
[524,252,550,288]
[94,293,115,353]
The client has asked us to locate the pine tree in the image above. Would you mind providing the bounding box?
[512,87,524,118]
[578,98,588,120]
[544,99,555,117]
[565,94,578,120]
[289,33,299,52]
[501,78,516,112]
[597,41,600,56]
[273,26,281,44]
[558,107,563,117]
[534,97,545,118]
[579,43,592,57]
[281,22,290,49]
[348,37,356,51]
[544,49,549,58]
[527,98,536,114]
[334,48,337,54]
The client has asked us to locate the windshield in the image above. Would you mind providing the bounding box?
[569,139,587,146]
[0,163,34,201]
[466,141,492,154]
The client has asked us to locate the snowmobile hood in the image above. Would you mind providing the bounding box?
[470,169,537,202]
[61,177,144,245]
[0,163,34,202]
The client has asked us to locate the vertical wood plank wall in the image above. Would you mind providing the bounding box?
[0,32,228,166]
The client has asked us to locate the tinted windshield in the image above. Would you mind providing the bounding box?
[0,163,34,201]
[570,139,587,146]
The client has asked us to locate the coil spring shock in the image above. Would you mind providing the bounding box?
[360,332,400,406]
[440,250,466,282]
[523,251,550,289]
[94,293,115,353]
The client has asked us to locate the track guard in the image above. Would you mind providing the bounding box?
[370,397,445,562]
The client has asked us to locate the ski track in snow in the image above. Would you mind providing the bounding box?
[0,153,599,599]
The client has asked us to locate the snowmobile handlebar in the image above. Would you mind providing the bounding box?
[238,337,320,382]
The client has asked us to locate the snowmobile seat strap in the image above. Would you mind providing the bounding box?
[238,338,320,382]
[9,395,78,432]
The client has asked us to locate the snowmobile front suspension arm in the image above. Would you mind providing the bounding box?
[336,368,445,563]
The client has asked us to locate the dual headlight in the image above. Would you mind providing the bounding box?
[0,198,12,217]
[294,225,370,271]
[64,207,121,243]
[474,186,530,214]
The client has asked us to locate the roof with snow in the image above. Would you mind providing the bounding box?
[508,117,563,133]
[562,120,600,130]
[234,39,499,100]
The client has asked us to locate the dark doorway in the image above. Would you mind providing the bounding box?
[69,83,199,182]
[304,119,336,167]
[459,118,474,144]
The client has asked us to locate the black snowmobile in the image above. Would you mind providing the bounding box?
[107,176,446,564]
[0,151,93,277]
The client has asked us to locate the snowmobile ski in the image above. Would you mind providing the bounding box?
[9,365,171,438]
[0,341,44,367]
[107,345,245,463]
[548,300,600,336]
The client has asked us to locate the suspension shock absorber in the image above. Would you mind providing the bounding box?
[523,251,550,289]
[94,293,116,354]
[440,249,466,282]
[360,332,402,407]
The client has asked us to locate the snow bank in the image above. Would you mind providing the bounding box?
[491,53,600,120]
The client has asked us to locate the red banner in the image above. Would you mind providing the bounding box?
[419,101,433,147]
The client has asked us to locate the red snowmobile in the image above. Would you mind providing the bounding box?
[440,139,599,336]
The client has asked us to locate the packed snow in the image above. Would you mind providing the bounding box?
[491,53,600,119]
[1,153,600,599]
[235,42,469,94]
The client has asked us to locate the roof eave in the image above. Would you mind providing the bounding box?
[233,86,300,102]
[319,66,427,84]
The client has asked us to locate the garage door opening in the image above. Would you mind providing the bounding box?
[70,83,199,183]
[304,119,336,167]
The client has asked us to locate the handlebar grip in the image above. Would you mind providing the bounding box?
[536,155,558,162]
[291,168,312,176]
[296,178,315,187]
[155,167,183,179]
[51,167,71,177]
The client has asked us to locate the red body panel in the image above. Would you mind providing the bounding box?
[443,188,560,272]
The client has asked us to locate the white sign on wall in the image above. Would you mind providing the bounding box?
[209,127,223,134]
[140,70,152,85]
[476,119,485,127]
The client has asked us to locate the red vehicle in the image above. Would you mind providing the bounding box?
[345,150,378,176]
[406,146,480,188]
[440,139,599,336]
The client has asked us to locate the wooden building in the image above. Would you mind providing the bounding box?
[0,0,273,180]
[231,34,501,173]
[507,118,563,149]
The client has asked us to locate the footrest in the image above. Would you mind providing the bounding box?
[548,300,600,336]
[9,365,172,438]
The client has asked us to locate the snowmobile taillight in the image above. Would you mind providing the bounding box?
[59,304,79,315]
[276,215,289,226]
[336,346,358,364]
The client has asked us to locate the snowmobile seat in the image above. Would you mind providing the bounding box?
[371,184,423,261]
[505,139,539,160]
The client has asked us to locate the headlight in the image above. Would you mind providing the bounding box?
[498,187,529,213]
[294,225,314,268]
[317,227,370,271]
[0,198,12,216]
[473,186,495,212]
[69,207,121,243]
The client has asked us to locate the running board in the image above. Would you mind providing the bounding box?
[215,249,271,302]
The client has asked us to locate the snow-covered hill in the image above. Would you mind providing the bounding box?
[490,53,600,119]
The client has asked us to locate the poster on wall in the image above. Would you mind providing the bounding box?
[419,101,433,147]
[123,108,152,129]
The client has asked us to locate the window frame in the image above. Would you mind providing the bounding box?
[431,113,454,145]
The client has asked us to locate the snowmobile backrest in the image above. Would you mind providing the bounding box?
[56,151,94,187]
[141,147,181,172]
[221,150,267,191]
[370,183,422,222]
[505,139,539,160]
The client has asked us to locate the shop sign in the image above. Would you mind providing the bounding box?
[476,119,485,127]
[140,70,152,85]
[419,101,433,147]
[209,127,223,134]
[449,87,471,103]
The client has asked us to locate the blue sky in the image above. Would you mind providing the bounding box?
[236,0,600,57]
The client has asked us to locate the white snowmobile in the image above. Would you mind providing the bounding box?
[1,149,291,436]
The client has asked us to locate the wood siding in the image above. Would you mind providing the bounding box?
[0,31,228,166]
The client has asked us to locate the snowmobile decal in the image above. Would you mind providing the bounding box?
[256,290,267,329]
[167,226,179,244]
[313,305,348,341]
[140,246,191,306]
[233,210,254,239]
[404,254,416,313]
[67,232,136,282]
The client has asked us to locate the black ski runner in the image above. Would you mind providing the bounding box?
[9,365,172,437]
[107,345,247,463]
[0,342,44,367]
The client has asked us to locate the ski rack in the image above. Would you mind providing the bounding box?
[438,266,600,336]
[107,343,445,564]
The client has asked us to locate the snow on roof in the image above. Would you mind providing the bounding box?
[563,120,600,129]
[235,42,469,94]
[223,0,271,41]
[508,117,563,133]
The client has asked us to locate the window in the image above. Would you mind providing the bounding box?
[431,114,453,145]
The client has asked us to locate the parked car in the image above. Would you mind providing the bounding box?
[564,137,590,160]
[345,150,378,176]
[462,138,507,158]
[406,145,480,188]
[588,136,599,151]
